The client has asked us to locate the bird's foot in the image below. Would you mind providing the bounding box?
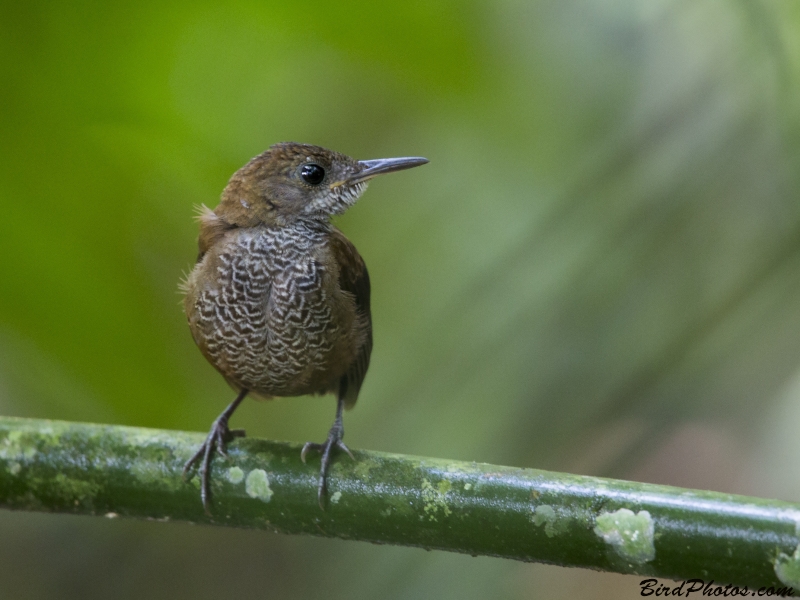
[183,416,246,516]
[301,423,354,509]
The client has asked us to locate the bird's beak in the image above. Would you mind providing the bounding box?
[347,156,429,185]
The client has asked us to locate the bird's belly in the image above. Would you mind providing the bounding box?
[190,243,356,397]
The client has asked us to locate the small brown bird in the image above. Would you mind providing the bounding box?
[181,142,428,513]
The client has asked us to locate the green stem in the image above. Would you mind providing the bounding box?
[0,416,798,591]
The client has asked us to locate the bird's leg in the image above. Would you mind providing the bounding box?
[183,389,248,515]
[301,395,354,509]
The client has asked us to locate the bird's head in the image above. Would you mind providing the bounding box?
[215,142,428,227]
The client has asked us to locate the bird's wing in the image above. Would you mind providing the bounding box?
[330,227,372,409]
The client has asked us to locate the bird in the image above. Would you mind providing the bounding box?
[181,142,428,514]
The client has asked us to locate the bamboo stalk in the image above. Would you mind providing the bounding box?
[0,416,798,591]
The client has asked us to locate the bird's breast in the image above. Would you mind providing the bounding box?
[185,224,359,397]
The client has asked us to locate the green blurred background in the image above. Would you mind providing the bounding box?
[2,0,800,597]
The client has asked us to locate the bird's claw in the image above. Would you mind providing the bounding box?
[301,439,353,463]
[215,428,245,458]
[182,417,245,516]
[301,427,354,509]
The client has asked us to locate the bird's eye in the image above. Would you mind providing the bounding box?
[300,163,325,185]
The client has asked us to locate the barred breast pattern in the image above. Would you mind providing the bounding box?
[191,221,354,397]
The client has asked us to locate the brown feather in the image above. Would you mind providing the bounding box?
[196,205,236,263]
[329,227,373,409]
